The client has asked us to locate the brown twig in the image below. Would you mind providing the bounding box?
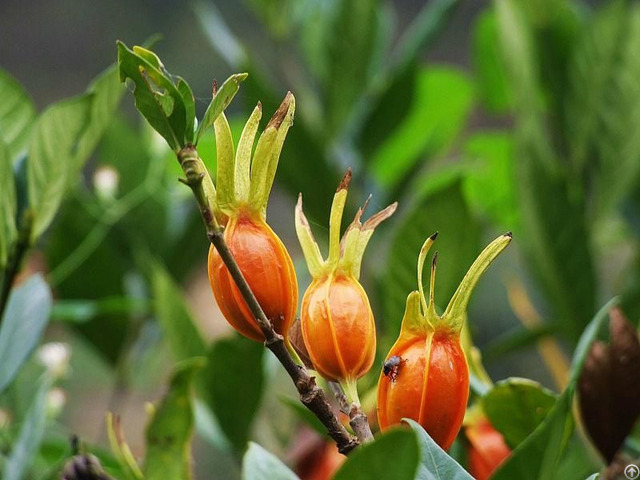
[177,145,359,455]
[329,381,374,444]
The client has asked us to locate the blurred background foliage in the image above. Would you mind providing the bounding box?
[1,0,640,478]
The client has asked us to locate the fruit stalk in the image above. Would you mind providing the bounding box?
[177,145,359,455]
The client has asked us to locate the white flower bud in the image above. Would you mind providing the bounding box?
[37,342,71,379]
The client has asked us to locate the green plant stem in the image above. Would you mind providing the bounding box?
[177,144,360,455]
[0,215,33,320]
[329,381,374,444]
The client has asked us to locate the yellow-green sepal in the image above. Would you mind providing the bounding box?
[249,92,295,218]
[443,233,512,333]
[213,112,235,216]
[295,194,325,278]
[234,103,262,203]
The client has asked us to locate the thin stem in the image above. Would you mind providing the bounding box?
[177,145,359,455]
[329,381,374,444]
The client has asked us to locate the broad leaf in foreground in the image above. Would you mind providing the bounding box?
[0,274,52,393]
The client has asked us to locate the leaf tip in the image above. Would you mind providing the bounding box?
[267,91,295,129]
[338,168,353,192]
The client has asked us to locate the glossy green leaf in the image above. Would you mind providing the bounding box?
[117,42,191,152]
[462,131,519,232]
[0,138,17,268]
[3,376,53,480]
[370,67,475,189]
[491,298,616,480]
[151,262,207,361]
[333,428,420,480]
[144,357,204,480]
[482,378,557,449]
[406,419,474,480]
[205,336,265,452]
[0,274,52,393]
[382,170,480,336]
[473,9,513,113]
[241,442,299,480]
[0,69,36,160]
[27,94,92,242]
[195,73,248,144]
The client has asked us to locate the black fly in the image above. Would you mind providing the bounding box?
[383,355,405,382]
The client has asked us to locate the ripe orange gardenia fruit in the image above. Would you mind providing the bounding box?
[465,410,511,480]
[296,170,396,403]
[207,94,298,345]
[377,232,512,450]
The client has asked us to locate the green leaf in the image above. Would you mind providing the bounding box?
[195,73,248,144]
[0,274,52,393]
[117,42,191,152]
[405,419,474,480]
[3,376,53,480]
[370,67,475,189]
[326,0,379,133]
[0,139,17,268]
[51,297,149,324]
[144,357,204,480]
[382,170,480,337]
[150,262,207,361]
[482,378,557,449]
[390,0,459,76]
[472,9,513,113]
[491,298,616,480]
[462,131,520,231]
[26,63,123,245]
[241,442,299,480]
[495,0,596,340]
[333,428,420,480]
[204,336,265,453]
[566,2,640,214]
[555,434,604,480]
[0,69,36,160]
[27,94,92,242]
[74,64,125,168]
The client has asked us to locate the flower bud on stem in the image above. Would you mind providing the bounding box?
[176,145,359,455]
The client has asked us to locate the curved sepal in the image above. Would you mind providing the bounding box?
[443,233,512,332]
[399,290,429,336]
[295,194,324,278]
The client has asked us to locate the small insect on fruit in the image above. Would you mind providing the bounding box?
[383,355,405,383]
